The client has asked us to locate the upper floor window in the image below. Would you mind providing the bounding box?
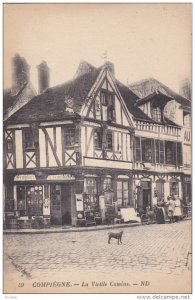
[135,137,141,162]
[100,90,115,122]
[151,106,162,123]
[183,112,191,127]
[64,126,75,147]
[94,130,102,149]
[24,128,35,150]
[155,140,165,164]
[94,130,112,151]
[165,141,176,165]
[106,133,113,150]
[101,91,107,106]
[141,138,152,163]
[176,142,183,165]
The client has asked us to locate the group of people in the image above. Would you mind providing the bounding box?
[166,195,182,223]
[152,194,182,224]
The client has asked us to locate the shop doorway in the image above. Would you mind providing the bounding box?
[50,183,72,225]
[139,180,151,213]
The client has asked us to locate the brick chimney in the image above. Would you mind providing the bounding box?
[37,61,50,94]
[11,54,30,96]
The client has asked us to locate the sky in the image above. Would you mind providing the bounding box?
[3,3,192,93]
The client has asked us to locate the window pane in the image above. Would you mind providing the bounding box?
[151,106,162,122]
[123,182,128,190]
[159,141,164,164]
[94,130,102,149]
[165,141,176,165]
[117,198,123,206]
[117,190,122,198]
[155,140,160,163]
[64,127,75,147]
[106,133,112,150]
[177,143,183,165]
[117,181,122,189]
[141,138,152,162]
[103,178,112,190]
[135,137,141,162]
[123,190,129,198]
[101,91,107,105]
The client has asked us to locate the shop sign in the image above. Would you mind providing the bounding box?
[76,194,84,211]
[47,174,75,181]
[14,174,36,181]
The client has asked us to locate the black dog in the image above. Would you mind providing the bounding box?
[108,231,123,245]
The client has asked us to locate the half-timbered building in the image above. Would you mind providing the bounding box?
[129,79,191,212]
[3,59,191,228]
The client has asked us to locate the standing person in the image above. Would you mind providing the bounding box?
[167,196,175,223]
[174,195,182,222]
[156,199,165,224]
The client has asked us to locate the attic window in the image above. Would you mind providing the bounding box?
[100,90,115,122]
[151,106,162,122]
[101,91,107,106]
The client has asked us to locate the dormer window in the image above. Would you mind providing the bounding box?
[151,106,162,123]
[183,112,191,127]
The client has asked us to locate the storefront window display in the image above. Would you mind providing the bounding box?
[117,181,129,207]
[84,178,98,212]
[16,185,43,216]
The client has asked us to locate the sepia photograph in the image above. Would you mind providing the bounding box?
[2,3,192,295]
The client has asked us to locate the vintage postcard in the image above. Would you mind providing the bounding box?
[3,3,192,295]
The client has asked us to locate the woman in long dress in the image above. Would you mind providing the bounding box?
[167,196,175,223]
[174,195,182,222]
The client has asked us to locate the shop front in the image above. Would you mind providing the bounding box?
[4,171,138,228]
[4,173,76,228]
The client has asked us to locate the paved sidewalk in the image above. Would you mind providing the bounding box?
[3,217,191,234]
[3,221,141,234]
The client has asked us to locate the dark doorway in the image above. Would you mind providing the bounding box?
[61,184,71,225]
[50,183,72,225]
[139,180,151,213]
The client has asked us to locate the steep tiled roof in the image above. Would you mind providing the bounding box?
[129,78,191,108]
[6,62,180,126]
[3,82,37,121]
[7,66,101,123]
[135,90,173,107]
[3,88,15,116]
[116,80,154,122]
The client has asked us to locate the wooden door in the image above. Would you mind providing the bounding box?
[61,184,72,225]
[50,184,62,225]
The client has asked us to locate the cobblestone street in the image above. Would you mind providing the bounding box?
[3,220,192,294]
